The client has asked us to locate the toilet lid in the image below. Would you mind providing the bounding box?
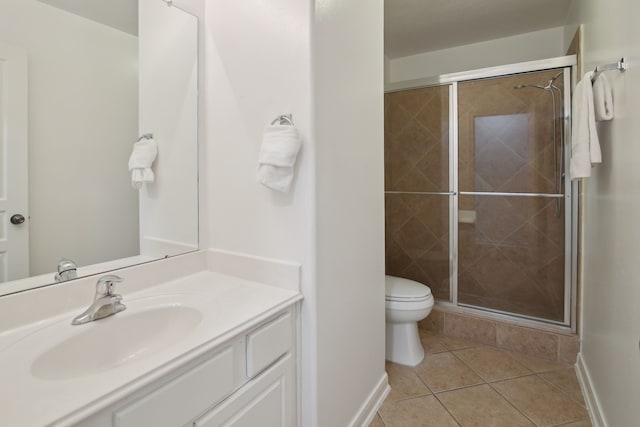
[385,275,431,302]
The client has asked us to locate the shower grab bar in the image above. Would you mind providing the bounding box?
[459,191,565,198]
[591,58,627,82]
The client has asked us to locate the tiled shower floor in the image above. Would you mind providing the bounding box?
[370,331,592,427]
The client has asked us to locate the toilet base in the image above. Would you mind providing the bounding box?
[385,321,425,367]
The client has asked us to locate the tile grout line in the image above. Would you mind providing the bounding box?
[414,349,462,426]
[486,377,542,427]
[383,334,589,427]
[446,348,542,427]
[375,411,387,427]
[535,371,589,410]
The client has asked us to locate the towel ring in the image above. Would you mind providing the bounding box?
[271,114,294,126]
[137,133,154,142]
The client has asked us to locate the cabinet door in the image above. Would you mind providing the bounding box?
[114,346,236,427]
[194,354,294,427]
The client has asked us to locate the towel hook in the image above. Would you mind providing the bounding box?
[270,114,294,126]
[137,133,154,142]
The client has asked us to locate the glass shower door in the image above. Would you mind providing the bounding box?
[384,85,453,301]
[457,69,569,322]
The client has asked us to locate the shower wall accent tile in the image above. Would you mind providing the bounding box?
[496,323,559,361]
[444,313,497,346]
[558,335,581,364]
[419,308,581,364]
[419,309,444,334]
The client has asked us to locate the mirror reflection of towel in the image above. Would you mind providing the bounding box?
[256,125,301,193]
[128,139,158,189]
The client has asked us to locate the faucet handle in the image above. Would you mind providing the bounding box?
[95,275,124,297]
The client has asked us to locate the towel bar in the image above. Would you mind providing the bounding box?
[271,114,294,126]
[591,58,627,82]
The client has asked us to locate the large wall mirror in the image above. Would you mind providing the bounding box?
[0,0,199,296]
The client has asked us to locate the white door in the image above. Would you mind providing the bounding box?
[0,43,29,281]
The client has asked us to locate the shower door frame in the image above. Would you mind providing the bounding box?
[386,55,578,332]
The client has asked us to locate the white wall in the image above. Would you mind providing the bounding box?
[203,0,316,423]
[567,0,640,426]
[205,1,385,425]
[0,0,138,276]
[313,0,386,425]
[138,0,198,257]
[387,26,567,82]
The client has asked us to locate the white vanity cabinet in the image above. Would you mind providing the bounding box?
[76,307,298,427]
[193,353,294,427]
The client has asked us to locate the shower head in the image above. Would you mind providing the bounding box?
[514,71,564,91]
[514,83,546,90]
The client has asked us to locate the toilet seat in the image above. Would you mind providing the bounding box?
[385,275,431,302]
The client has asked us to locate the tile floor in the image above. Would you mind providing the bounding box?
[371,331,592,427]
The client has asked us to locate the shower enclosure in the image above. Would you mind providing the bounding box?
[384,56,577,328]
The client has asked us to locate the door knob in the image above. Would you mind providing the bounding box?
[10,214,25,225]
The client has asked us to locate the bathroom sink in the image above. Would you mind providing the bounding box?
[31,304,202,380]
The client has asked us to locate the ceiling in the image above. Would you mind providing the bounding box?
[37,0,138,35]
[385,0,574,59]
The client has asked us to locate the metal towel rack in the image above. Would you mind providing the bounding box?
[270,114,294,126]
[591,58,627,82]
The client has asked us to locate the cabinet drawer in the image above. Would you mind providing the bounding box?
[246,312,292,378]
[114,346,236,427]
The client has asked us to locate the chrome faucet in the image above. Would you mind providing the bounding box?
[54,258,77,282]
[71,275,126,325]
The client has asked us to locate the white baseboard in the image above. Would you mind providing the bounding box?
[575,353,606,427]
[349,372,390,427]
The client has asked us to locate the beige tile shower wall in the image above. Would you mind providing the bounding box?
[457,70,567,322]
[458,70,564,194]
[385,86,451,300]
[386,72,568,321]
[419,308,580,364]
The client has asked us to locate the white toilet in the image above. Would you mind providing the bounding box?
[385,275,434,366]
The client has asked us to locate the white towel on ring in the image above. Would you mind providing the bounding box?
[592,73,614,121]
[128,138,158,189]
[570,71,601,180]
[256,125,301,193]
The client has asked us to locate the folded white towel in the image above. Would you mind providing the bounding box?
[256,125,302,193]
[570,71,601,180]
[592,73,614,121]
[128,138,158,189]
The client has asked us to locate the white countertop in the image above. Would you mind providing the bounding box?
[0,270,301,427]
